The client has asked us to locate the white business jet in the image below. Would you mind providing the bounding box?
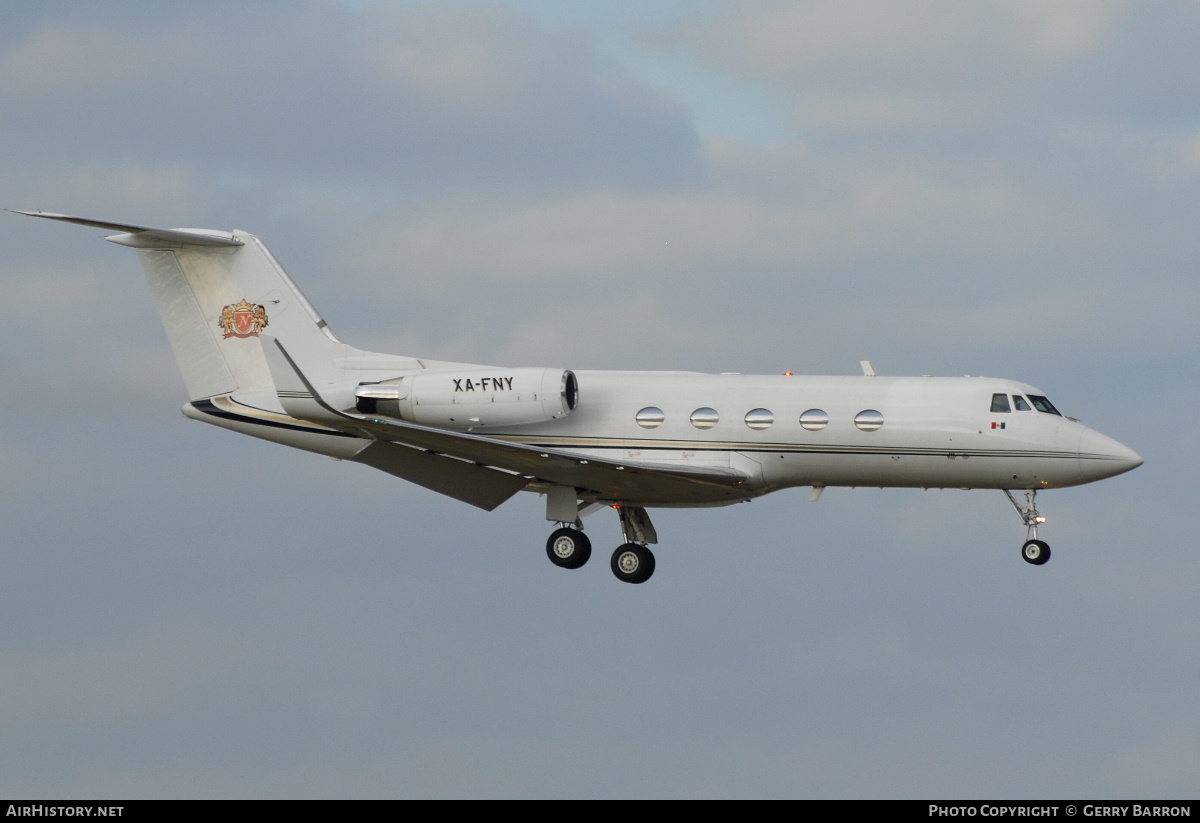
[15,211,1142,583]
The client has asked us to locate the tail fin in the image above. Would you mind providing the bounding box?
[134,228,347,399]
[16,211,350,400]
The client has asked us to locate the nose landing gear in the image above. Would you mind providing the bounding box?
[1006,489,1051,566]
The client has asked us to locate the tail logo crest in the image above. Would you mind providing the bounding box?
[218,299,269,339]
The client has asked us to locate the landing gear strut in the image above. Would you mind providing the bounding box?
[1005,489,1051,566]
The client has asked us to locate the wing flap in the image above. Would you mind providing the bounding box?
[351,440,530,511]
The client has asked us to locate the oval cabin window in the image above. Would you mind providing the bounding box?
[690,408,719,429]
[744,408,774,430]
[799,409,829,431]
[854,409,884,432]
[635,407,665,429]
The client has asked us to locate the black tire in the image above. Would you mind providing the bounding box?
[546,527,591,569]
[610,543,656,584]
[1021,539,1051,566]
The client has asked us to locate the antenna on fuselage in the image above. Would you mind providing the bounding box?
[860,360,877,376]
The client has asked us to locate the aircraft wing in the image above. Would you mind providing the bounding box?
[262,338,752,505]
[340,413,751,504]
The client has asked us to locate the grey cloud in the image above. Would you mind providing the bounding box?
[0,1,701,197]
[670,0,1200,145]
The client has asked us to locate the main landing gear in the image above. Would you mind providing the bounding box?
[1005,489,1051,566]
[611,543,655,585]
[544,499,658,584]
[546,527,591,569]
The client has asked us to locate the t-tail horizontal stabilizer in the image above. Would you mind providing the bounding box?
[10,210,242,248]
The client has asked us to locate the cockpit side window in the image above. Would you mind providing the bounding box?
[990,393,1011,413]
[1013,395,1032,411]
[1028,395,1062,415]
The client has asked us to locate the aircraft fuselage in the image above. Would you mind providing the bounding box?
[480,371,1140,505]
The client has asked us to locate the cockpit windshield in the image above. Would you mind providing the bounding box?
[1027,395,1062,416]
[995,393,1062,416]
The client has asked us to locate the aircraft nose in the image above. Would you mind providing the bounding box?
[1077,427,1143,481]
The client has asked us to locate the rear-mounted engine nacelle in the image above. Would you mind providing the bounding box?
[355,368,577,430]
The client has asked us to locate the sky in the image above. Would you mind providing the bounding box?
[0,0,1195,799]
